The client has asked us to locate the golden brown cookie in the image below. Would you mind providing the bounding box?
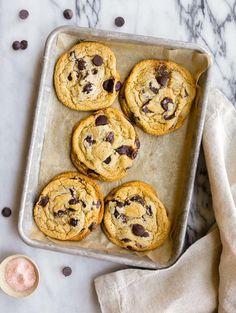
[103,181,170,251]
[34,172,104,241]
[54,41,121,111]
[120,60,196,135]
[71,108,140,181]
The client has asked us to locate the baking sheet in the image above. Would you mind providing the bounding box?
[28,31,210,265]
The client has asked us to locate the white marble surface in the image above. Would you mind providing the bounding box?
[0,0,235,311]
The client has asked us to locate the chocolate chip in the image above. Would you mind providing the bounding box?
[130,195,145,206]
[129,112,137,123]
[38,196,49,207]
[20,40,28,50]
[62,266,72,277]
[68,198,79,205]
[115,81,122,91]
[115,145,135,159]
[68,73,72,81]
[149,82,159,94]
[146,205,153,216]
[121,238,131,243]
[80,200,86,208]
[105,131,114,143]
[114,209,119,218]
[87,169,98,176]
[92,68,98,75]
[88,222,96,231]
[92,55,103,66]
[156,66,169,86]
[95,115,108,126]
[112,200,124,208]
[85,135,96,145]
[164,112,176,120]
[54,210,65,217]
[115,16,125,27]
[63,9,73,19]
[103,79,114,92]
[12,41,21,50]
[142,105,152,113]
[77,58,86,70]
[161,97,173,111]
[67,208,76,212]
[69,218,78,227]
[135,138,140,149]
[184,89,189,97]
[83,83,93,94]
[19,9,29,20]
[1,207,12,217]
[120,214,127,223]
[127,245,134,250]
[103,156,111,164]
[132,224,149,237]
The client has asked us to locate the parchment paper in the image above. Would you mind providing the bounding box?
[31,32,210,265]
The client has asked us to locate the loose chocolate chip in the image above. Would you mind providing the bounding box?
[20,40,28,50]
[54,210,65,217]
[156,66,169,86]
[62,266,72,277]
[19,9,29,20]
[115,16,125,27]
[149,82,159,94]
[103,79,114,92]
[83,83,93,94]
[95,115,108,126]
[130,195,145,206]
[103,156,112,164]
[92,68,98,75]
[85,135,96,145]
[68,73,72,81]
[88,222,96,231]
[135,138,140,149]
[38,196,49,207]
[77,58,86,70]
[184,89,189,97]
[121,238,131,243]
[1,207,12,217]
[12,41,21,50]
[132,224,148,237]
[115,81,122,91]
[105,131,114,143]
[115,145,135,159]
[146,205,153,216]
[92,55,103,66]
[69,218,78,227]
[161,97,173,111]
[63,9,73,19]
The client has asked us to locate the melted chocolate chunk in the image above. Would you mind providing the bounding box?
[115,81,122,91]
[83,83,93,94]
[69,218,78,227]
[92,55,103,66]
[69,188,74,197]
[95,115,108,126]
[105,131,114,143]
[77,58,86,70]
[103,79,114,92]
[85,135,96,145]
[156,65,169,86]
[146,205,153,216]
[130,195,145,206]
[164,112,176,120]
[103,156,111,164]
[142,105,152,113]
[161,97,173,111]
[92,68,98,75]
[115,145,136,159]
[68,73,72,81]
[113,200,124,208]
[88,222,96,231]
[149,82,159,94]
[54,210,66,217]
[38,196,49,207]
[114,209,127,222]
[68,198,79,205]
[121,238,131,243]
[114,209,119,218]
[127,245,134,250]
[132,224,149,237]
[135,138,140,149]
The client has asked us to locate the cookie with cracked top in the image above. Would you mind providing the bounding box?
[54,42,120,111]
[120,60,196,135]
[71,108,140,181]
[34,172,104,241]
[103,181,170,251]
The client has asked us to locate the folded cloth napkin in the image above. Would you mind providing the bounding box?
[94,89,236,313]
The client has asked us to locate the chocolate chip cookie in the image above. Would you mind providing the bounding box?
[120,60,196,135]
[54,41,121,111]
[103,181,170,251]
[71,108,140,181]
[34,172,104,241]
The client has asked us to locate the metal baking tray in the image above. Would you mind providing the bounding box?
[18,26,211,269]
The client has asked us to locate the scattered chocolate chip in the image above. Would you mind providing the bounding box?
[130,195,145,206]
[184,89,189,97]
[121,238,131,243]
[20,40,28,50]
[38,196,49,207]
[156,66,169,86]
[88,222,96,231]
[77,58,86,70]
[149,82,159,94]
[92,55,103,66]
[115,16,125,27]
[146,205,153,216]
[115,145,135,159]
[95,115,108,126]
[69,218,78,227]
[105,131,114,143]
[92,68,98,75]
[63,9,73,20]
[103,79,114,92]
[161,97,173,111]
[12,41,21,50]
[83,83,93,94]
[132,224,149,237]
[19,9,29,20]
[62,266,72,277]
[103,156,112,164]
[115,81,122,91]
[85,135,96,145]
[135,138,140,149]
[1,207,12,217]
[54,210,65,217]
[68,73,72,81]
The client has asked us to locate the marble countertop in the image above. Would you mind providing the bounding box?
[1,0,235,312]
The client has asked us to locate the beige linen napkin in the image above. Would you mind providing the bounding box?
[94,89,236,313]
